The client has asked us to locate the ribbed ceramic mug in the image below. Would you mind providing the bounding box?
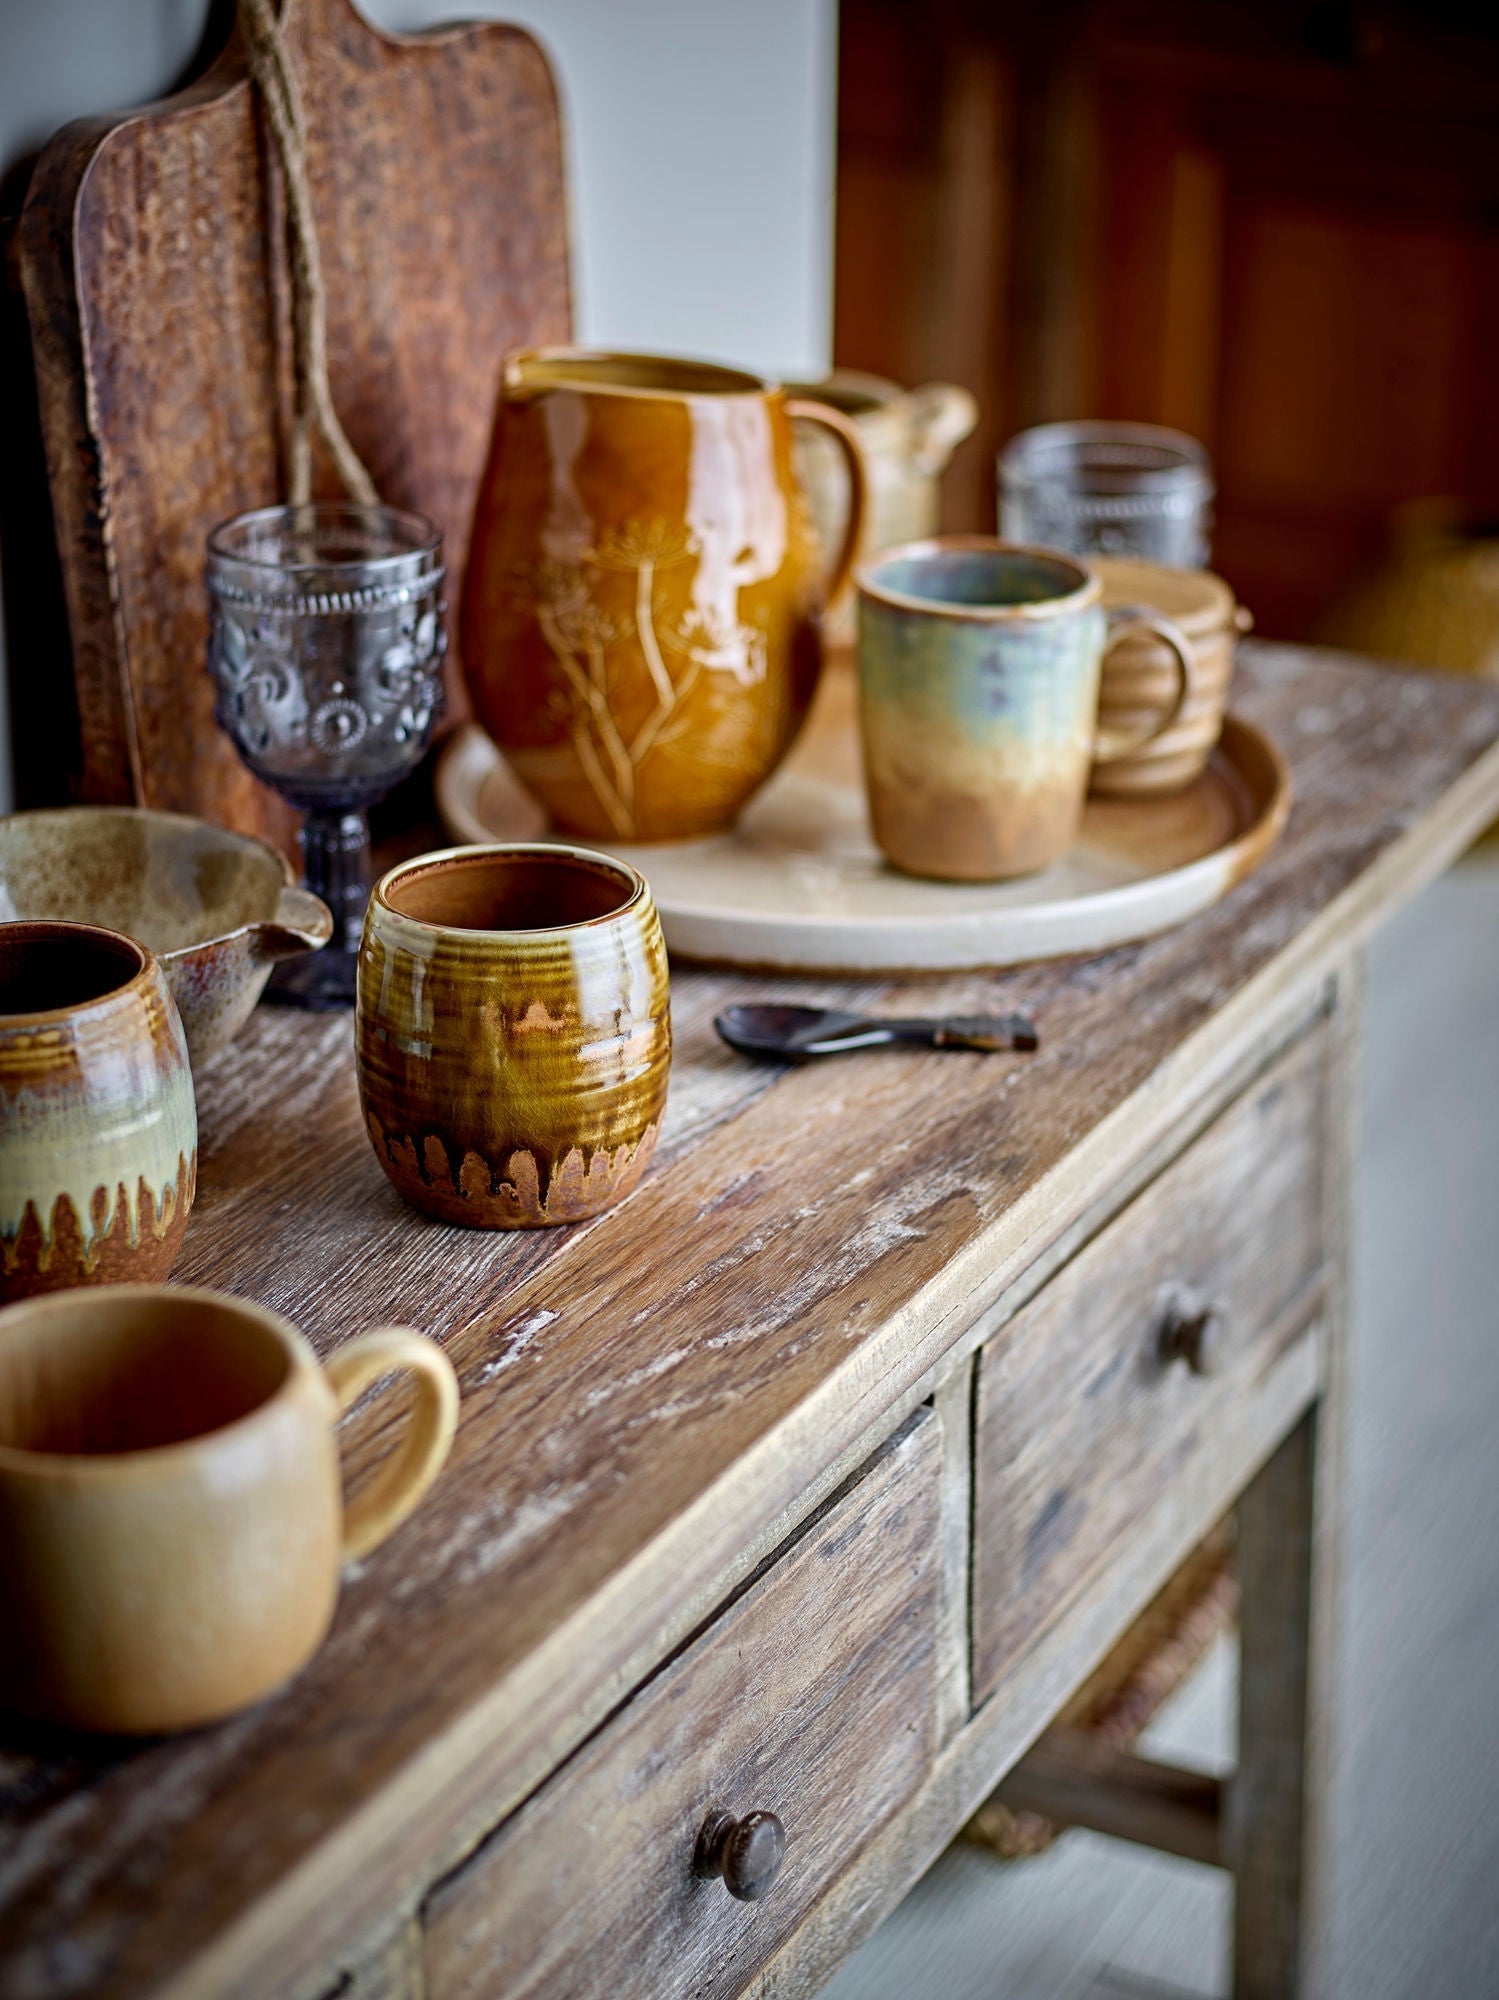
[855,538,1192,880]
[0,922,196,1304]
[357,844,672,1228]
[0,1285,458,1732]
[1091,557,1253,797]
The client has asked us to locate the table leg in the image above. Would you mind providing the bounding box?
[1232,1407,1333,1995]
[1231,964,1357,1997]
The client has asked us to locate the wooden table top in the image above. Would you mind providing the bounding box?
[4,643,1499,2000]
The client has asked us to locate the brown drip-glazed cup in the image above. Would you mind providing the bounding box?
[0,922,197,1304]
[356,844,672,1229]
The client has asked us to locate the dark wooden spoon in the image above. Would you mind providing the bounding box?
[715,1003,1038,1061]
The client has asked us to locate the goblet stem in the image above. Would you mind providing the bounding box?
[267,808,369,1010]
[301,808,372,957]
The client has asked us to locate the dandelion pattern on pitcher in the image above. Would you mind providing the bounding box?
[514,518,771,837]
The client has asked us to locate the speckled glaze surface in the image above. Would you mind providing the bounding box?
[0,1286,457,1732]
[0,809,331,1066]
[461,350,865,842]
[0,923,197,1303]
[357,845,672,1228]
[857,539,1108,880]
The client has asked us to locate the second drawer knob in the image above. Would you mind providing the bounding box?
[1158,1291,1227,1376]
[693,1805,786,1902]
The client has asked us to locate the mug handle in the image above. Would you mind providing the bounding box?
[323,1328,460,1562]
[785,397,869,611]
[1092,606,1194,766]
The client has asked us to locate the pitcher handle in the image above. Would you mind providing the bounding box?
[324,1328,459,1562]
[906,382,978,475]
[1092,607,1193,766]
[786,397,869,611]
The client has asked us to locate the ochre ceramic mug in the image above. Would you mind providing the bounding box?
[357,844,671,1228]
[855,538,1191,880]
[461,349,867,841]
[0,1285,458,1733]
[0,922,196,1304]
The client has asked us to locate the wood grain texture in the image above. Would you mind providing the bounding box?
[931,1356,975,1747]
[423,1411,939,2000]
[971,1019,1329,1705]
[17,0,571,849]
[1,645,1498,2000]
[332,1919,422,2000]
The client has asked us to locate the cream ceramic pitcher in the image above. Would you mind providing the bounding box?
[789,369,979,644]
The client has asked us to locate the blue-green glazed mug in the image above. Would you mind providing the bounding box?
[855,537,1190,880]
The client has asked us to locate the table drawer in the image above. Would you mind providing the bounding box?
[424,1408,941,2000]
[972,1022,1330,1708]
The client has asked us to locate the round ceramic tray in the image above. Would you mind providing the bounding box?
[435,669,1290,974]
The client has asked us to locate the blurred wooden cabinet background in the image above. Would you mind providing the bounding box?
[834,0,1499,637]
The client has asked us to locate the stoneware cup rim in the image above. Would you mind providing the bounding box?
[0,919,155,1030]
[371,842,650,942]
[0,1284,320,1481]
[855,535,1101,623]
[503,346,775,404]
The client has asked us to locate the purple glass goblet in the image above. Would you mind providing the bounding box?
[206,503,446,1007]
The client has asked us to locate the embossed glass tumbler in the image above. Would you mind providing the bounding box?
[998,421,1214,568]
[206,504,447,1008]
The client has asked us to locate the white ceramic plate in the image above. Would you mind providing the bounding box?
[436,670,1290,974]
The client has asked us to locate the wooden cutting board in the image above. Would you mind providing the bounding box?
[19,0,572,852]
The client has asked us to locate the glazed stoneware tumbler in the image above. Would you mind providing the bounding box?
[461,349,867,842]
[0,922,196,1303]
[357,845,671,1228]
[0,1286,457,1732]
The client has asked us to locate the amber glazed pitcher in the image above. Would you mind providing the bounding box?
[462,350,867,841]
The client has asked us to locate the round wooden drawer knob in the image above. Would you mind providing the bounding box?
[1159,1294,1227,1376]
[692,1805,786,1902]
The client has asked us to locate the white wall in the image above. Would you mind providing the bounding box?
[377,0,837,376]
[0,0,838,811]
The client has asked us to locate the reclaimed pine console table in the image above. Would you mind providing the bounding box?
[4,643,1499,2000]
